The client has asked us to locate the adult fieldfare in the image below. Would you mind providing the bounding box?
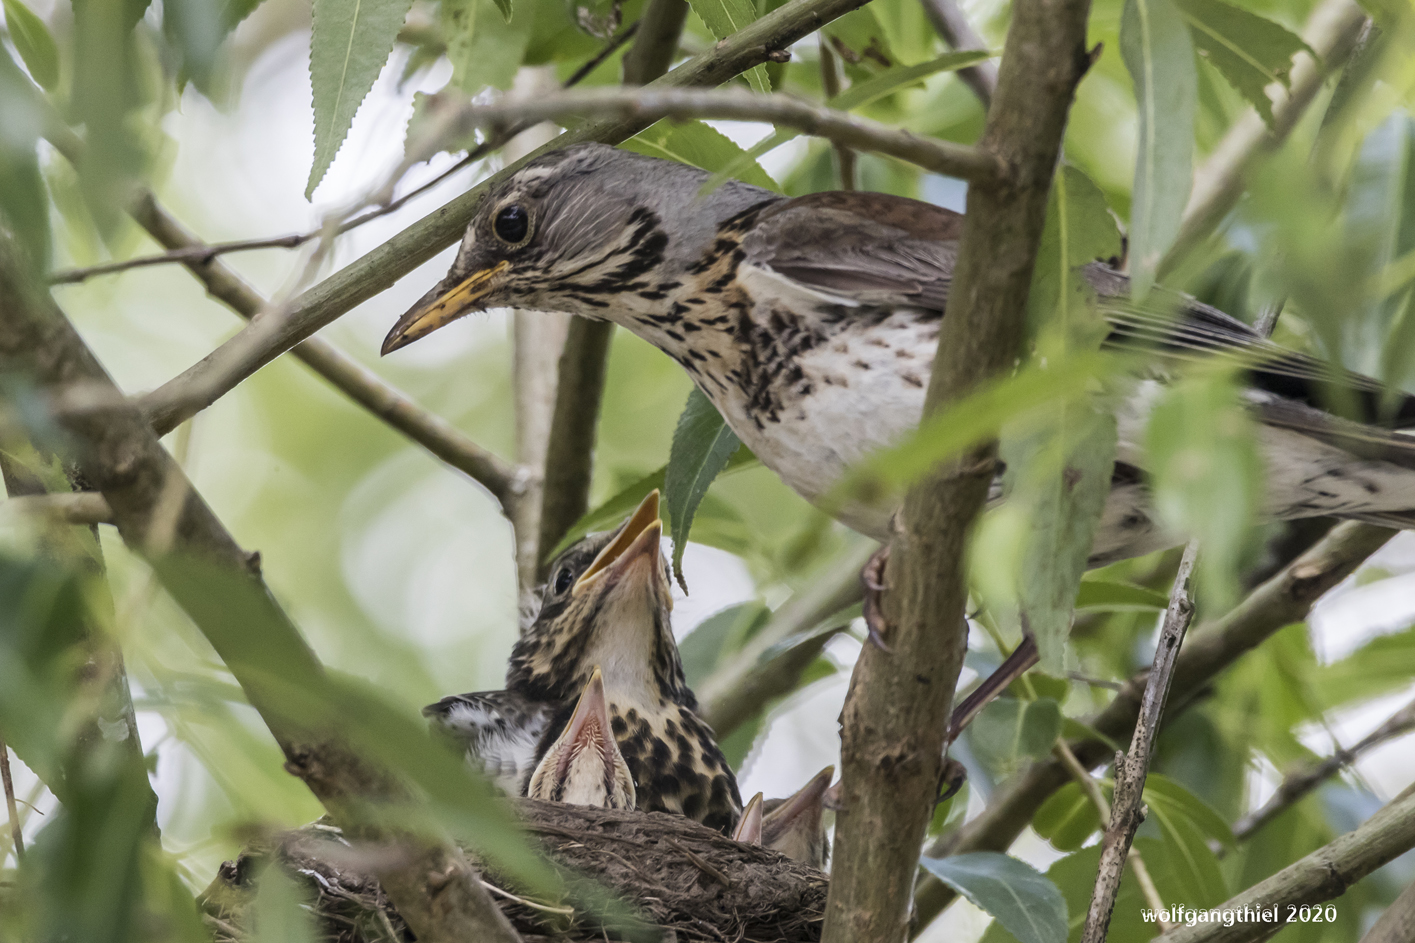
[385,144,1415,565]
[528,667,636,809]
[425,491,743,832]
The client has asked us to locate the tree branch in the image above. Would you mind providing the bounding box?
[118,192,529,513]
[0,244,522,943]
[1160,786,1415,943]
[536,318,616,576]
[918,0,998,109]
[417,88,1007,186]
[621,0,690,84]
[1158,0,1369,279]
[911,520,1396,933]
[822,0,1093,938]
[1232,695,1415,844]
[134,0,886,437]
[1082,541,1198,943]
[698,537,874,737]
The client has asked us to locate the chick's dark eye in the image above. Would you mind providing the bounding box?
[494,205,529,244]
[553,566,573,594]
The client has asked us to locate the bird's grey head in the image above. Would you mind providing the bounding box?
[382,143,776,354]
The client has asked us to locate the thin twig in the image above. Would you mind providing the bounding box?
[1054,740,1170,931]
[0,739,23,862]
[47,235,309,284]
[417,87,1007,185]
[917,0,998,108]
[1081,540,1198,943]
[1232,696,1415,844]
[567,21,642,87]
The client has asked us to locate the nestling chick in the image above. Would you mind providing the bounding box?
[528,667,635,809]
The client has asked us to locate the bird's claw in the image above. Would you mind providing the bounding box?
[937,757,967,805]
[860,545,892,652]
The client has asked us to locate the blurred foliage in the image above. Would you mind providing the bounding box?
[2,0,1415,938]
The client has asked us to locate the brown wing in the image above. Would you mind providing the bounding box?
[740,191,964,309]
[743,190,1415,426]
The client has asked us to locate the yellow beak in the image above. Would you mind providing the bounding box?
[381,260,510,355]
[573,490,665,598]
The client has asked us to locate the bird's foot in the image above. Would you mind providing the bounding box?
[938,757,967,804]
[860,544,893,651]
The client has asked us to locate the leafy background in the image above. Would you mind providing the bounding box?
[2,0,1415,938]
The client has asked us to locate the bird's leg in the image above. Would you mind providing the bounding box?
[947,634,1040,741]
[859,544,893,651]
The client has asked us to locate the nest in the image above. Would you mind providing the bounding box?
[201,799,829,943]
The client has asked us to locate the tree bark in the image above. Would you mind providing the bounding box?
[821,0,1094,939]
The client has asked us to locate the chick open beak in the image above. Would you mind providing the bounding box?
[572,490,667,603]
[556,666,612,783]
[381,260,510,355]
[764,766,835,839]
[733,793,764,845]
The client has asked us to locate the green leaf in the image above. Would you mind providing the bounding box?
[2,0,59,90]
[1143,773,1236,849]
[624,121,780,192]
[665,387,744,589]
[1173,0,1309,128]
[440,0,531,94]
[1074,579,1168,611]
[686,0,770,92]
[550,449,758,558]
[969,697,1062,778]
[249,863,317,943]
[1143,787,1228,907]
[0,48,50,273]
[920,853,1068,943]
[1121,0,1197,297]
[680,602,769,687]
[163,0,225,90]
[1033,782,1102,851]
[1001,405,1116,674]
[306,0,416,197]
[1146,369,1262,609]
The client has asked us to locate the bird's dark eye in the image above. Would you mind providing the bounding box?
[553,566,573,594]
[494,205,530,244]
